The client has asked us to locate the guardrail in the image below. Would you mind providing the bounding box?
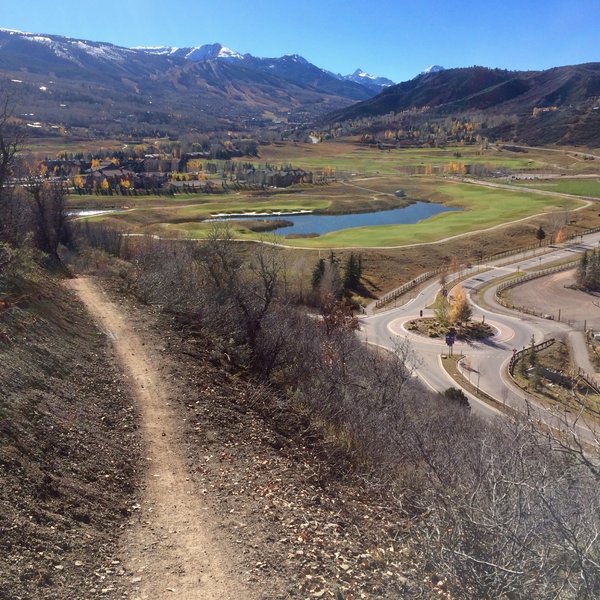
[508,338,555,375]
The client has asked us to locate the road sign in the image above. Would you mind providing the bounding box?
[445,333,455,346]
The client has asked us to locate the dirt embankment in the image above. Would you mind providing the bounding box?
[81,277,417,599]
[0,278,141,599]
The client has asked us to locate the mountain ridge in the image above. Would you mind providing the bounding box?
[1,27,598,144]
[324,63,600,145]
[137,42,395,93]
[0,28,381,135]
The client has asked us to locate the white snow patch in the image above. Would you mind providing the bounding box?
[30,35,53,44]
[71,40,132,61]
[421,65,445,74]
[217,46,243,59]
[0,27,32,35]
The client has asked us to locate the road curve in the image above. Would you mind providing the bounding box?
[360,233,600,442]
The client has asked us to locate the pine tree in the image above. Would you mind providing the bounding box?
[589,250,600,291]
[528,335,537,367]
[535,226,546,246]
[577,251,589,288]
[343,253,361,290]
[311,258,325,288]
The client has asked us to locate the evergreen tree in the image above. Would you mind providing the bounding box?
[311,258,326,288]
[577,251,589,288]
[589,250,600,291]
[529,335,537,367]
[577,249,600,291]
[535,226,546,246]
[343,252,361,290]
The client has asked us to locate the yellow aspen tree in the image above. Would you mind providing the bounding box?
[555,228,567,243]
[450,285,472,325]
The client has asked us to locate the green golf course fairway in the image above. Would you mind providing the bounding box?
[161,182,584,248]
[511,178,600,198]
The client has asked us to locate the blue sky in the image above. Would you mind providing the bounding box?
[2,0,598,82]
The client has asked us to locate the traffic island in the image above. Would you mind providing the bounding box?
[406,317,494,340]
[441,354,517,417]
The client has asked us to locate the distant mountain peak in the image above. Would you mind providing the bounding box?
[420,65,445,75]
[282,53,310,64]
[137,43,244,61]
[352,68,373,79]
[214,45,244,59]
[342,69,395,89]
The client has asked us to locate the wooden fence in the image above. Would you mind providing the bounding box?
[495,261,579,317]
[508,338,555,375]
[374,222,600,311]
[374,268,444,309]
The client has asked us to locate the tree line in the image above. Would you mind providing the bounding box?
[0,93,71,292]
[577,249,600,291]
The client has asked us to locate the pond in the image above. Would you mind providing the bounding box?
[209,201,461,236]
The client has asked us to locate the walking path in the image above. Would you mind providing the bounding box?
[65,277,254,600]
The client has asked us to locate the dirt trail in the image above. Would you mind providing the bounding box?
[65,277,254,600]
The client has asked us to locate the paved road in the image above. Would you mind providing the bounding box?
[360,232,600,440]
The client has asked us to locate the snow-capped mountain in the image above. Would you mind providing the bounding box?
[341,69,395,92]
[0,28,380,135]
[137,43,244,62]
[0,27,136,65]
[136,43,394,93]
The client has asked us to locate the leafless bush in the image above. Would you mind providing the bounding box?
[411,418,600,599]
[72,221,126,257]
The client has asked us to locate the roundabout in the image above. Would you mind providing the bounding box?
[387,317,515,348]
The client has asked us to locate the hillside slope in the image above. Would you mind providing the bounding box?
[0,29,372,136]
[325,64,600,145]
[0,276,140,599]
